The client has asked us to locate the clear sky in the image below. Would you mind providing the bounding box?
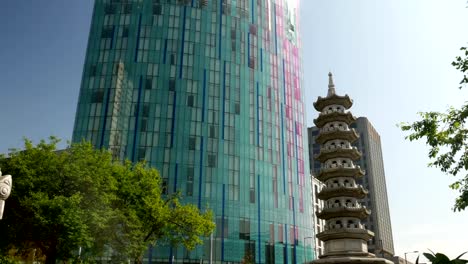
[1,0,467,262]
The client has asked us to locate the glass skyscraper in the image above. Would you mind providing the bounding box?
[72,0,313,263]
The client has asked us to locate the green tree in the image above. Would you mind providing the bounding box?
[400,46,468,211]
[415,251,468,264]
[0,138,215,263]
[0,137,114,263]
[107,161,215,263]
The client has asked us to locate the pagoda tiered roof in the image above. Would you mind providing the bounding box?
[316,166,365,182]
[317,185,368,200]
[314,111,357,128]
[315,147,362,163]
[316,206,371,220]
[315,129,359,144]
[313,94,353,112]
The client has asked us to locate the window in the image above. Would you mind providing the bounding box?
[239,218,250,240]
[142,104,150,117]
[145,78,152,90]
[248,57,255,69]
[90,65,97,76]
[336,220,342,228]
[122,26,129,38]
[314,185,318,201]
[169,79,176,91]
[249,189,255,203]
[91,90,104,103]
[187,95,194,107]
[140,119,147,132]
[153,4,162,15]
[249,173,255,203]
[278,224,284,243]
[216,217,228,238]
[208,154,216,167]
[199,0,208,7]
[138,147,146,161]
[101,27,114,38]
[209,126,216,138]
[123,3,132,14]
[186,167,194,196]
[170,54,176,65]
[234,103,240,114]
[104,4,117,14]
[189,137,196,150]
[249,24,257,35]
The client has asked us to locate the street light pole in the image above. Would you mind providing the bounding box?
[209,233,213,264]
[304,236,314,264]
[404,251,419,264]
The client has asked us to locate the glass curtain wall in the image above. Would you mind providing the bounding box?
[72,0,313,263]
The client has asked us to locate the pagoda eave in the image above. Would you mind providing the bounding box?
[315,148,362,163]
[313,94,353,111]
[317,207,371,220]
[317,167,365,182]
[316,228,374,242]
[315,129,359,145]
[317,186,368,200]
[314,112,357,128]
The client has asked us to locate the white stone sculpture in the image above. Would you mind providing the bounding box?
[0,170,12,220]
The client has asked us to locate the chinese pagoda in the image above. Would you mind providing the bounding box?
[310,73,393,264]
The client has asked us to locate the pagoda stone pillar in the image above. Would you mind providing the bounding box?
[310,73,392,264]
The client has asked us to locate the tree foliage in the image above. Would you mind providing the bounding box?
[415,250,468,264]
[0,138,215,263]
[400,46,468,211]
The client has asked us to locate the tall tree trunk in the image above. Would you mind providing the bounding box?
[45,245,58,264]
[134,256,143,264]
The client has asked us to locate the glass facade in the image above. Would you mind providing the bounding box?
[72,0,313,263]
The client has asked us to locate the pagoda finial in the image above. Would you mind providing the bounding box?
[327,72,336,97]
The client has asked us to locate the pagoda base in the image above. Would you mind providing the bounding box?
[321,237,370,258]
[309,256,394,264]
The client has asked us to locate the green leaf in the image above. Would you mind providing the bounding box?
[424,252,437,262]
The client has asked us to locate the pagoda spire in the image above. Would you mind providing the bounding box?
[327,72,336,97]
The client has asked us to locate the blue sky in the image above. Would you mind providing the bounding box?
[302,0,468,261]
[1,0,468,261]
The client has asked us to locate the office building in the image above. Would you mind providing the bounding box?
[72,0,313,263]
[309,116,395,257]
[311,176,325,257]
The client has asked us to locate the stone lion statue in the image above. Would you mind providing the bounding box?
[0,170,12,220]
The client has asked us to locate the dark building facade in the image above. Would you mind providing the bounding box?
[72,0,314,263]
[308,117,394,258]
